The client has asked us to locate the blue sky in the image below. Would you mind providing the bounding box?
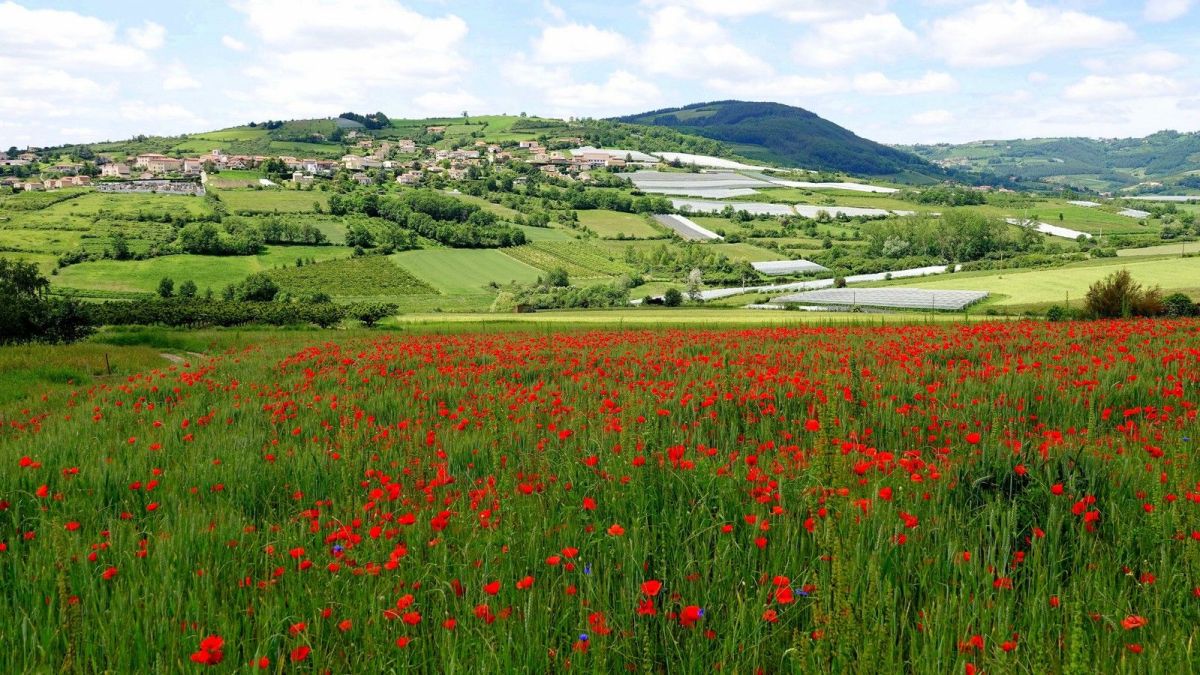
[2,0,1197,148]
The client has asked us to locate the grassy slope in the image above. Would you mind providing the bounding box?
[885,256,1200,310]
[54,246,349,296]
[390,248,544,294]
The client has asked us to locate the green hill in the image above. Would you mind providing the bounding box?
[615,101,946,180]
[903,130,1200,193]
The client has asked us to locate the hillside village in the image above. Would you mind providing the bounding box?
[0,122,655,197]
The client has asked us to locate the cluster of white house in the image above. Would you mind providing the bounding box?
[2,129,651,194]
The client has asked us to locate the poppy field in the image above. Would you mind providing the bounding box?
[2,320,1200,673]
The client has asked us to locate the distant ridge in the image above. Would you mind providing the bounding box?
[614,100,945,180]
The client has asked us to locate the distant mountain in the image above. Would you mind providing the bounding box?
[614,101,946,180]
[902,131,1200,193]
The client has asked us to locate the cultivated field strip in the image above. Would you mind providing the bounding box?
[770,287,988,310]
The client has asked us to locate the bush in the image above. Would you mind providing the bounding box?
[1045,305,1067,322]
[663,288,683,307]
[350,302,397,327]
[1163,292,1196,317]
[0,257,93,344]
[1084,269,1163,318]
[157,277,175,298]
[178,280,198,298]
[237,273,279,302]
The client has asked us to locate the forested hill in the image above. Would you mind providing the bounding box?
[614,101,947,180]
[903,130,1200,192]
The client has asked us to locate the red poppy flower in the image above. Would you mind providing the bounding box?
[641,580,662,596]
[289,646,310,663]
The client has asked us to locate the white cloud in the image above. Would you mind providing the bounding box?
[413,90,484,116]
[929,0,1133,67]
[533,23,631,64]
[126,20,166,50]
[1143,0,1193,22]
[504,55,659,116]
[641,0,889,22]
[222,35,247,51]
[162,62,200,91]
[1027,71,1050,83]
[642,6,768,79]
[1063,73,1181,102]
[706,74,847,99]
[0,2,164,145]
[853,71,958,95]
[909,109,954,126]
[1129,50,1187,72]
[799,13,918,68]
[229,0,471,118]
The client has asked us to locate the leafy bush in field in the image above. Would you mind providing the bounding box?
[349,302,398,327]
[1085,269,1163,317]
[1162,292,1196,317]
[236,273,279,302]
[268,256,435,298]
[0,256,92,344]
[87,298,344,328]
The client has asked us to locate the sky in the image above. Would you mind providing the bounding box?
[1,0,1197,149]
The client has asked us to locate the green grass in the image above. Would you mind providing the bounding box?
[885,256,1200,310]
[53,246,349,296]
[390,248,544,294]
[577,210,666,239]
[1116,242,1200,257]
[443,192,522,219]
[216,189,328,214]
[0,342,167,411]
[267,256,436,299]
[501,242,631,279]
[708,242,785,262]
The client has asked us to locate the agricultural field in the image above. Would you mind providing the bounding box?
[501,242,632,279]
[390,248,543,294]
[54,246,349,298]
[577,210,666,239]
[216,189,328,214]
[885,256,1200,311]
[267,256,436,300]
[2,320,1199,672]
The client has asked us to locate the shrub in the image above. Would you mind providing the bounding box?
[1084,269,1163,318]
[663,288,683,307]
[350,302,397,328]
[178,280,198,298]
[157,277,175,298]
[237,273,279,302]
[0,257,93,344]
[1163,292,1196,317]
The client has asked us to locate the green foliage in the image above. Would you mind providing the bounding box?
[87,298,345,328]
[1084,269,1163,318]
[1162,292,1196,317]
[545,266,569,288]
[236,272,279,302]
[0,257,92,344]
[662,287,683,306]
[266,256,435,298]
[349,302,398,327]
[156,277,174,298]
[616,101,945,177]
[178,279,197,298]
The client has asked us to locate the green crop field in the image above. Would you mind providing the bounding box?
[501,241,631,279]
[577,210,665,239]
[709,242,786,262]
[267,256,435,299]
[217,189,328,213]
[53,246,349,297]
[14,321,1197,671]
[390,248,543,294]
[886,256,1200,310]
